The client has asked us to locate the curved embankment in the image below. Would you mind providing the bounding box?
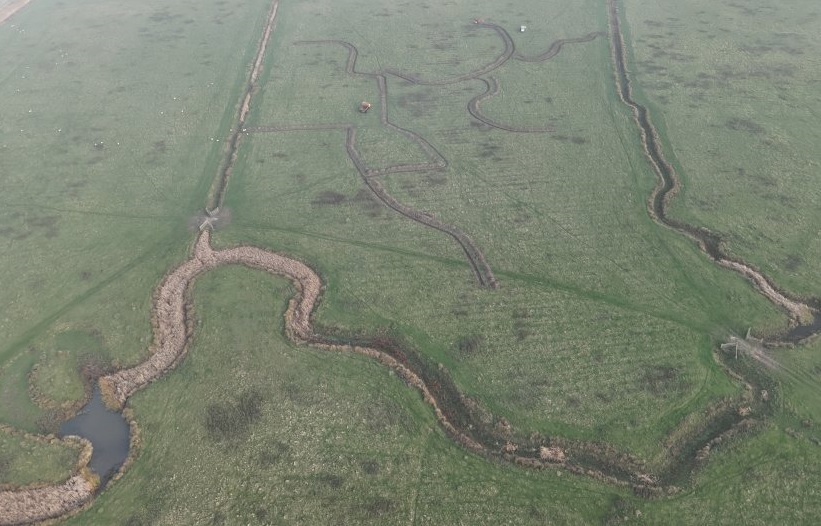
[0,475,95,526]
[246,123,496,289]
[68,231,773,497]
[0,232,772,519]
[0,432,96,526]
[283,30,608,285]
[606,0,819,341]
[466,33,605,132]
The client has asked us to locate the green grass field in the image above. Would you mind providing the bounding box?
[1,0,820,523]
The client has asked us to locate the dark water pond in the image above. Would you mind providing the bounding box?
[59,387,130,486]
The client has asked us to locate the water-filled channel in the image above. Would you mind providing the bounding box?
[59,388,129,486]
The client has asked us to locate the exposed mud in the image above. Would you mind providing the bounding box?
[0,474,95,526]
[606,0,819,343]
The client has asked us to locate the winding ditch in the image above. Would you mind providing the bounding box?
[3,2,820,524]
[606,0,819,341]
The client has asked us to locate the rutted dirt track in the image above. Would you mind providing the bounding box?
[4,1,821,523]
[468,77,556,133]
[247,29,604,287]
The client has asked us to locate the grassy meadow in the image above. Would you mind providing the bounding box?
[0,0,270,477]
[622,0,821,299]
[0,0,820,524]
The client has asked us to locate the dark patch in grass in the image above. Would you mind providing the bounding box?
[352,189,384,218]
[254,508,268,522]
[364,398,413,433]
[639,366,687,396]
[0,452,10,479]
[784,254,804,271]
[312,191,346,205]
[455,334,483,356]
[204,389,264,441]
[313,472,344,490]
[258,440,289,467]
[726,117,765,135]
[282,380,319,407]
[528,505,545,520]
[361,459,380,475]
[362,496,397,517]
[398,89,435,118]
[603,497,638,525]
[424,174,446,186]
[210,511,226,525]
[513,308,531,341]
[152,140,167,154]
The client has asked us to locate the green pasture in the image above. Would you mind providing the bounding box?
[0,429,78,487]
[0,0,270,481]
[622,0,821,298]
[64,266,616,525]
[0,0,819,524]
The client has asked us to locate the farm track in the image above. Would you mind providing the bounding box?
[606,0,820,342]
[467,77,555,133]
[259,30,607,285]
[514,31,604,62]
[253,38,499,289]
[4,4,815,523]
[385,23,515,85]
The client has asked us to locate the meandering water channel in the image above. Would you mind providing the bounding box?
[58,389,129,488]
[2,1,820,524]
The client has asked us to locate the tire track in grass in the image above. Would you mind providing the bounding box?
[467,77,556,133]
[3,6,807,523]
[514,32,604,63]
[248,36,500,289]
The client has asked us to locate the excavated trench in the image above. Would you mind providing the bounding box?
[606,0,819,341]
[3,2,820,524]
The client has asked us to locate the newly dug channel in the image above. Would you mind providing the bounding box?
[606,0,819,340]
[3,0,821,523]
